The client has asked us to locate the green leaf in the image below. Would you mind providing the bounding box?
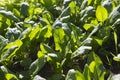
[0,66,18,80]
[1,40,23,62]
[49,74,62,80]
[63,0,71,8]
[29,51,46,76]
[108,5,120,24]
[0,10,19,22]
[96,6,108,22]
[71,46,92,59]
[99,71,106,80]
[2,46,18,60]
[94,38,103,46]
[3,40,23,50]
[29,25,40,41]
[44,25,52,38]
[65,69,76,80]
[65,69,85,80]
[20,2,29,17]
[88,24,100,38]
[42,11,53,24]
[34,8,43,14]
[88,52,106,80]
[53,28,65,51]
[20,58,32,67]
[33,75,46,80]
[0,35,8,51]
[5,28,21,41]
[80,6,95,21]
[60,6,70,18]
[40,43,55,53]
[114,31,118,54]
[108,74,120,80]
[81,0,88,10]
[5,73,18,80]
[20,27,31,40]
[40,0,56,7]
[112,19,120,28]
[83,24,94,31]
[76,70,85,80]
[88,0,94,5]
[80,38,93,46]
[13,8,20,18]
[102,0,113,13]
[0,66,9,73]
[52,20,62,29]
[69,1,76,14]
[83,64,91,80]
[113,54,120,61]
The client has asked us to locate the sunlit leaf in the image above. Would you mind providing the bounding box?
[83,24,94,30]
[113,54,120,61]
[5,73,18,80]
[42,11,53,24]
[40,0,56,7]
[44,25,52,38]
[1,40,23,61]
[89,61,96,73]
[69,1,76,14]
[76,70,85,80]
[88,0,94,5]
[83,64,91,80]
[65,69,85,80]
[40,43,54,53]
[94,38,103,46]
[34,8,43,14]
[114,31,118,54]
[53,28,65,51]
[29,25,40,41]
[96,6,108,22]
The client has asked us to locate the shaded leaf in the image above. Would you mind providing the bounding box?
[108,5,120,24]
[65,69,76,80]
[0,10,19,22]
[20,2,29,17]
[71,46,92,59]
[40,43,55,53]
[29,51,46,76]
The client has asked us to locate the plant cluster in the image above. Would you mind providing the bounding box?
[0,0,120,80]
